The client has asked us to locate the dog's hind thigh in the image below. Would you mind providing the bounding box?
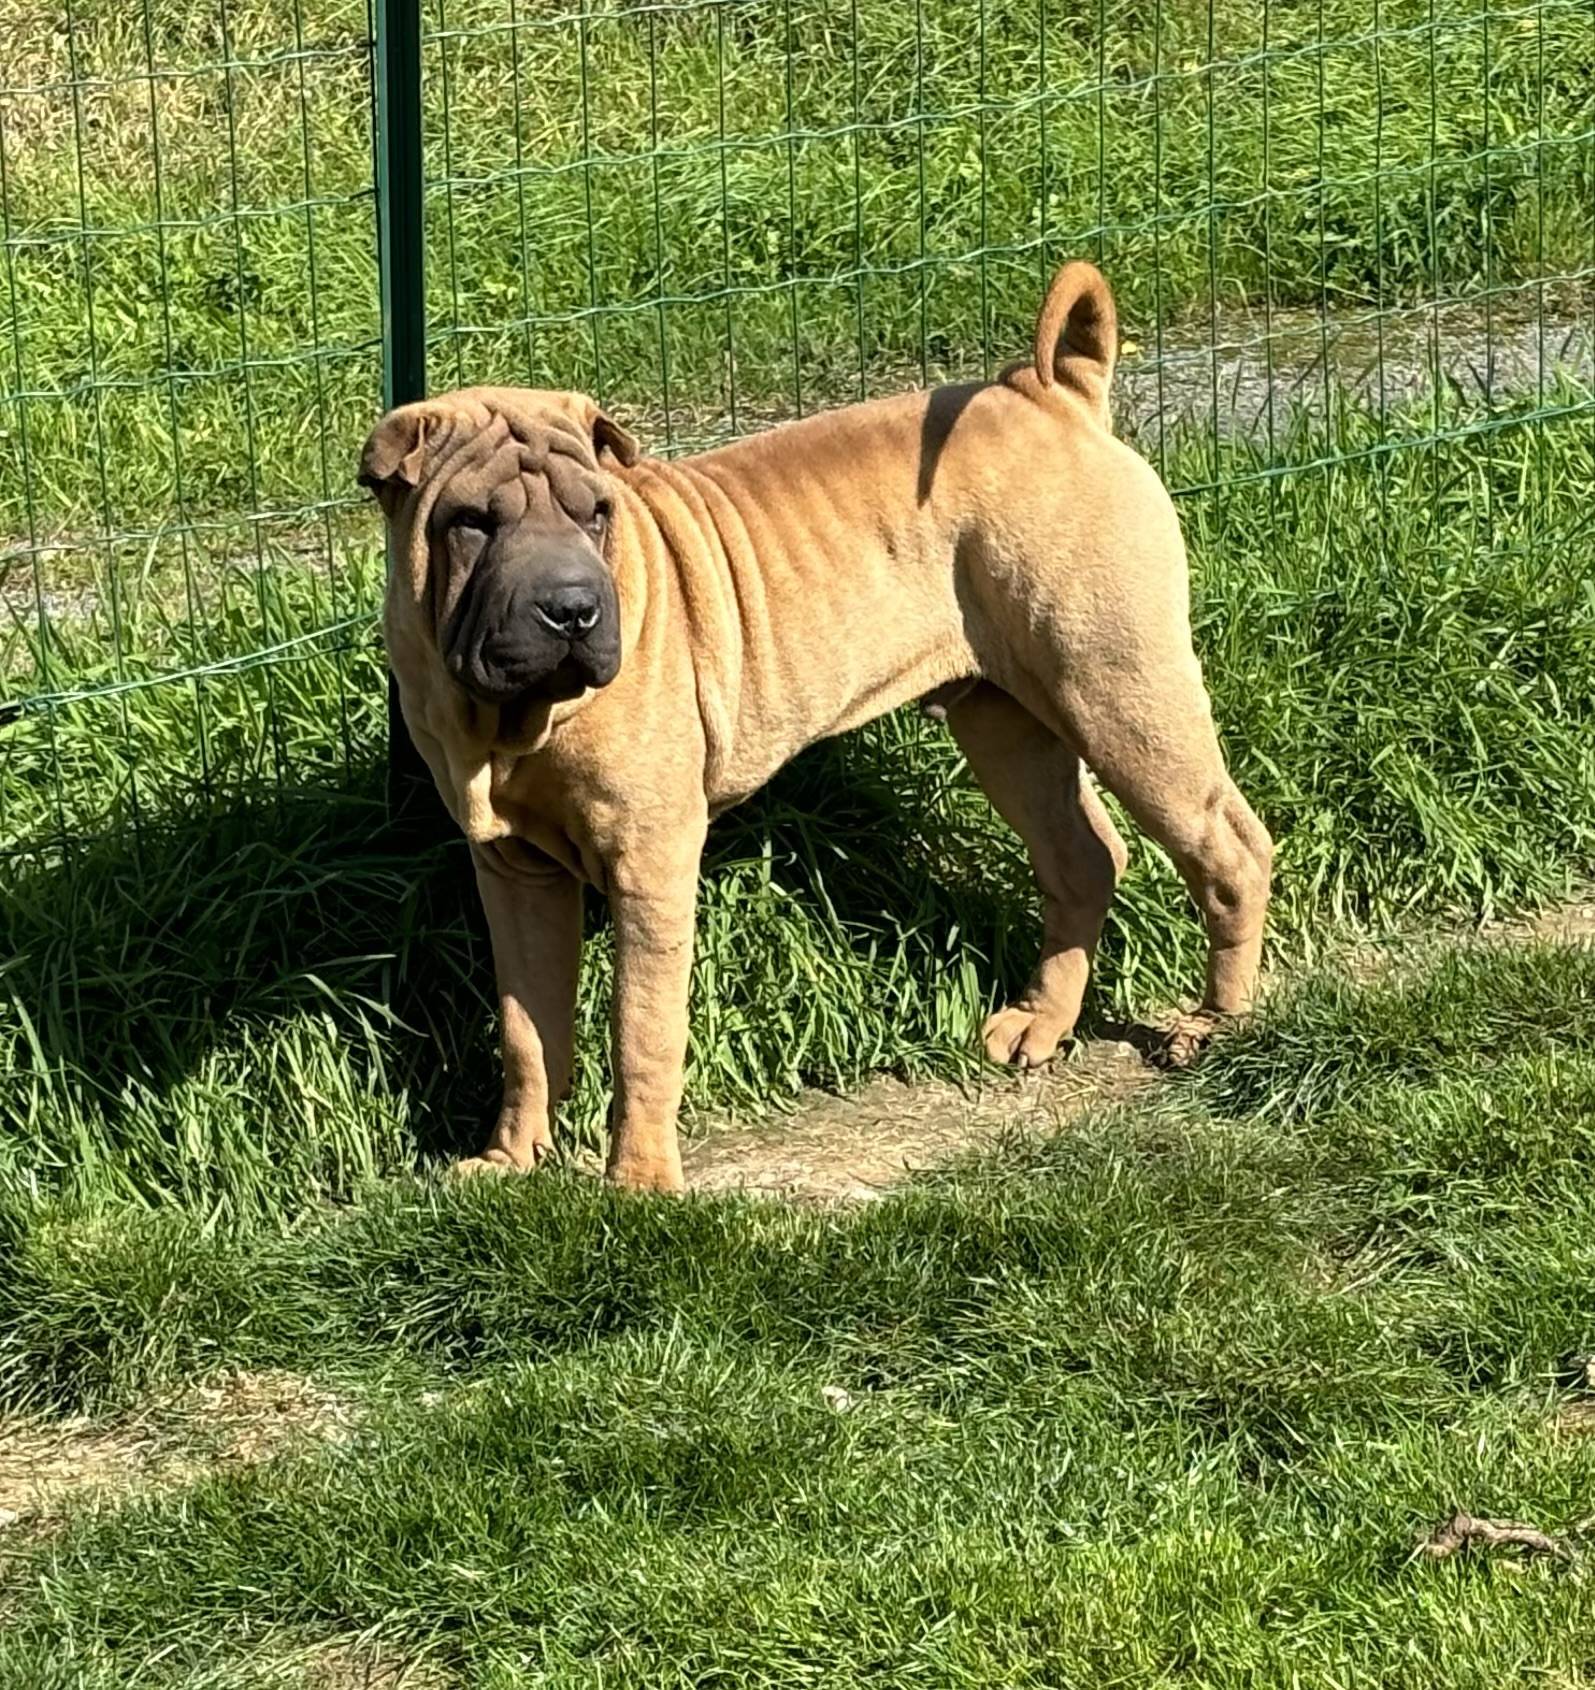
[1046,649,1273,1023]
[946,682,1127,1068]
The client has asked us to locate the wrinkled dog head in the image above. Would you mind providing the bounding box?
[361,389,640,707]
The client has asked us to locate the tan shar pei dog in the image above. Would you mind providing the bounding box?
[361,261,1273,1192]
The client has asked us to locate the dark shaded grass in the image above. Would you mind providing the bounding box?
[2,942,1595,1682]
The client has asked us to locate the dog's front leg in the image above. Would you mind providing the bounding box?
[463,842,583,1173]
[604,831,706,1194]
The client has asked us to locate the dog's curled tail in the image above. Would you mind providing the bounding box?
[1032,260,1117,419]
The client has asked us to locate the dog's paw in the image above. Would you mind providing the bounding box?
[981,1004,1073,1070]
[605,1157,686,1195]
[1150,1010,1223,1070]
[449,1142,549,1179]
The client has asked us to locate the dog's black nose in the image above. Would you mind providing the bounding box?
[532,583,602,640]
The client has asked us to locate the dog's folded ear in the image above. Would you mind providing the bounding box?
[358,405,433,508]
[590,404,640,468]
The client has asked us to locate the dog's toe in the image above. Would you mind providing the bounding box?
[606,1156,686,1195]
[1152,1010,1223,1070]
[450,1153,517,1179]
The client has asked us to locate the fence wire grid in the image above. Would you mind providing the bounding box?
[2,0,1593,858]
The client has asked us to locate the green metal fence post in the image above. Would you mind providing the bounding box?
[374,0,433,826]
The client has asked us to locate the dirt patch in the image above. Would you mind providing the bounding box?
[180,1369,355,1466]
[0,1369,352,1533]
[684,1033,1151,1200]
[1554,1400,1595,1437]
[299,1637,451,1690]
[1114,292,1594,447]
[176,1634,451,1690]
[1290,892,1595,990]
[1497,898,1595,950]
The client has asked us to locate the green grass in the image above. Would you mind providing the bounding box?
[0,0,1591,553]
[3,0,1594,1676]
[2,940,1593,1685]
[2,0,1592,1211]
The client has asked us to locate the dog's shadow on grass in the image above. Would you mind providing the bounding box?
[1,722,1048,1175]
[2,772,496,1169]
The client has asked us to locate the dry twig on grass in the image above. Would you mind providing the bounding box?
[1414,1511,1574,1564]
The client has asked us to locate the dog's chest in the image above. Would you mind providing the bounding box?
[486,744,647,887]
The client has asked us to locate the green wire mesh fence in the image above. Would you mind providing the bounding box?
[2,0,1592,859]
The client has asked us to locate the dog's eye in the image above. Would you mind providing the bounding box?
[586,501,611,539]
[447,512,490,562]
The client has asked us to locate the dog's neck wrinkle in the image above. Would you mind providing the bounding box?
[620,463,745,796]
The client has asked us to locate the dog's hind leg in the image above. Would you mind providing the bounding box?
[946,681,1127,1068]
[1042,645,1273,1034]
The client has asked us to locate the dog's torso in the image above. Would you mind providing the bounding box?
[622,385,981,811]
[391,365,1158,884]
